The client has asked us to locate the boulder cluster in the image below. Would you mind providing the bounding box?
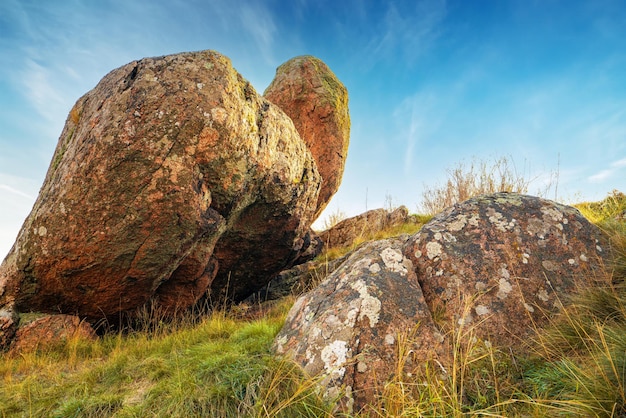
[275,193,609,413]
[0,50,349,346]
[0,49,614,415]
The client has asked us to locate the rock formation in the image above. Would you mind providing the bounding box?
[404,192,609,347]
[264,56,350,218]
[319,206,410,249]
[276,193,609,413]
[274,237,444,414]
[0,50,351,346]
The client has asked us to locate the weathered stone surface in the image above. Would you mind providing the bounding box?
[404,193,609,347]
[274,237,444,414]
[274,193,610,411]
[0,49,322,339]
[264,56,350,218]
[319,206,410,249]
[9,314,96,355]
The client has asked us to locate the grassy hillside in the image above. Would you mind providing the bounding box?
[1,190,625,417]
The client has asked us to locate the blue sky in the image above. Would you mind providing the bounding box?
[1,0,625,259]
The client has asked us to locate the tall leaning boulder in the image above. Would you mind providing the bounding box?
[264,56,350,218]
[0,50,323,343]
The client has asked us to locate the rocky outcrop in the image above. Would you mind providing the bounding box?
[319,206,410,249]
[404,192,609,347]
[0,50,334,344]
[8,314,96,355]
[274,237,445,414]
[264,56,350,218]
[275,193,609,413]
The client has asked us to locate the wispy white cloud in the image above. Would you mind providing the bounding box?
[367,0,447,65]
[588,169,612,183]
[0,184,35,200]
[588,156,626,183]
[239,3,278,65]
[612,157,626,168]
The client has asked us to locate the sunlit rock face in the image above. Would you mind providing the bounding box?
[0,50,331,343]
[264,55,350,219]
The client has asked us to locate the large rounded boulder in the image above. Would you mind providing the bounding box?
[0,50,325,340]
[274,193,610,412]
[404,192,610,347]
[264,56,350,218]
[274,237,445,414]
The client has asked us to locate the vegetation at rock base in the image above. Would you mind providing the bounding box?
[1,170,625,416]
[420,155,557,215]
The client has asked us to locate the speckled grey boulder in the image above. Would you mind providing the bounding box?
[274,236,445,414]
[404,192,609,347]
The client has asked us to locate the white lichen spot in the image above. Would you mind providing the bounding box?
[487,208,515,231]
[596,245,603,253]
[274,335,287,354]
[580,254,588,262]
[542,260,559,272]
[475,305,491,316]
[304,306,315,322]
[322,315,341,339]
[369,263,381,274]
[435,269,444,276]
[475,281,487,292]
[414,250,422,258]
[349,279,381,327]
[441,232,457,242]
[500,266,510,280]
[425,241,443,260]
[497,278,513,299]
[568,258,576,265]
[542,207,564,223]
[310,327,322,339]
[210,107,228,124]
[385,334,395,345]
[458,314,473,326]
[321,340,349,379]
[468,213,480,227]
[325,386,341,402]
[197,82,204,90]
[522,253,530,264]
[537,289,550,302]
[380,247,408,276]
[434,232,442,241]
[524,303,535,313]
[448,215,468,232]
[357,361,368,373]
[38,226,47,237]
[305,347,315,365]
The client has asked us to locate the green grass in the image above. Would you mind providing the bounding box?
[0,299,332,417]
[1,191,625,417]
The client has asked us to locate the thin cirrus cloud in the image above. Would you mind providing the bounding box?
[588,158,626,183]
[0,184,34,201]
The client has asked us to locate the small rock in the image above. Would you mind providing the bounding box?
[319,206,410,249]
[9,314,96,355]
